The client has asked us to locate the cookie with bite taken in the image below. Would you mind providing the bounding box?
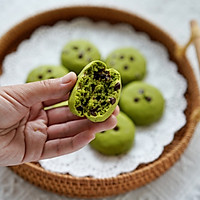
[68,60,121,122]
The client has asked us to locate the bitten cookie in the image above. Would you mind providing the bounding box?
[61,40,101,74]
[26,65,69,83]
[90,112,135,155]
[120,82,165,125]
[105,47,146,85]
[68,60,121,122]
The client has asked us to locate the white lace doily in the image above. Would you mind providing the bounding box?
[0,19,187,178]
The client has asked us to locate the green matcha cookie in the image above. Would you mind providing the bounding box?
[61,40,101,74]
[90,112,135,155]
[68,60,121,122]
[105,47,146,85]
[120,82,165,125]
[26,65,69,83]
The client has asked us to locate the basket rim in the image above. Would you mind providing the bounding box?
[0,5,199,197]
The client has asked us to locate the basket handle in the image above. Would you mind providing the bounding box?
[190,20,200,69]
[176,20,200,69]
[175,20,200,122]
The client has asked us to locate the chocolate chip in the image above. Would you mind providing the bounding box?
[120,55,124,59]
[100,74,106,79]
[73,46,78,50]
[101,101,106,105]
[145,96,152,102]
[138,89,144,94]
[114,82,121,91]
[113,126,119,131]
[100,131,105,133]
[109,97,116,105]
[98,67,105,71]
[82,99,89,106]
[90,111,97,116]
[94,72,100,80]
[96,96,101,101]
[134,98,140,102]
[78,53,83,59]
[105,76,111,81]
[124,65,128,70]
[38,75,43,79]
[49,77,55,79]
[90,107,98,112]
[47,69,52,73]
[105,71,110,75]
[91,84,96,91]
[76,106,83,111]
[87,47,91,51]
[130,56,134,61]
[82,101,87,106]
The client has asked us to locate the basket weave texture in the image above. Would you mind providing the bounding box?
[0,6,199,198]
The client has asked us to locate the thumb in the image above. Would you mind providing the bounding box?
[2,72,77,107]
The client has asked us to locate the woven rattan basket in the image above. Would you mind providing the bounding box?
[0,6,200,198]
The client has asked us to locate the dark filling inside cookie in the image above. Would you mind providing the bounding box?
[74,62,120,117]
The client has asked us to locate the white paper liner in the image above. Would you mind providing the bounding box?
[0,18,187,178]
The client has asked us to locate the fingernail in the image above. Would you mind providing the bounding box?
[61,72,76,84]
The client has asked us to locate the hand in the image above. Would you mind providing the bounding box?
[0,72,119,166]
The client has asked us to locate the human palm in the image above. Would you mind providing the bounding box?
[0,72,118,166]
